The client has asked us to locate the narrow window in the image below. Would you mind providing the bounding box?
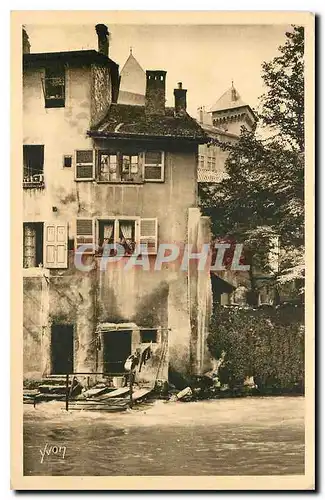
[44,65,65,108]
[198,154,205,169]
[63,155,72,168]
[23,145,44,188]
[23,222,44,268]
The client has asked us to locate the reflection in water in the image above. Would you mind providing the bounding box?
[24,397,304,476]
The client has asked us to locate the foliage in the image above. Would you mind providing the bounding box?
[259,25,304,152]
[200,26,305,290]
[207,305,304,390]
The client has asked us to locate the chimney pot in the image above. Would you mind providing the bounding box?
[145,70,167,116]
[174,83,187,117]
[95,24,109,57]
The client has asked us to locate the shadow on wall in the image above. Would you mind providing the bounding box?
[133,281,169,328]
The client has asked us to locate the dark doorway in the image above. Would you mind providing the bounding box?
[103,330,132,374]
[51,324,74,374]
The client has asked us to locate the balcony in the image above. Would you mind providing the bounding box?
[23,173,45,189]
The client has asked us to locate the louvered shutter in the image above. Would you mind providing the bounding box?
[139,218,158,254]
[75,150,94,180]
[75,219,95,254]
[143,151,165,182]
[44,222,68,268]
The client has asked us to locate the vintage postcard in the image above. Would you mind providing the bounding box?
[11,10,315,490]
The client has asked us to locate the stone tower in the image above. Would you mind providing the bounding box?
[208,82,256,135]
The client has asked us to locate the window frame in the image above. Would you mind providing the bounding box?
[96,216,139,256]
[23,145,45,188]
[63,154,73,168]
[23,222,44,269]
[43,66,66,108]
[143,151,165,182]
[97,151,143,184]
[94,216,159,256]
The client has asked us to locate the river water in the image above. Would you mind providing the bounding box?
[23,396,304,476]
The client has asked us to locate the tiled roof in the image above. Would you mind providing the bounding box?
[88,104,208,142]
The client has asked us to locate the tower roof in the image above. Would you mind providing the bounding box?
[119,49,146,95]
[209,83,247,113]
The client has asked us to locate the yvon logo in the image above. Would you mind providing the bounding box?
[40,443,66,463]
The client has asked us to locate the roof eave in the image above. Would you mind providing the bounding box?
[87,130,208,143]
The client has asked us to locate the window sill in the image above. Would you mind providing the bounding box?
[23,183,45,189]
[23,267,50,278]
[96,180,144,185]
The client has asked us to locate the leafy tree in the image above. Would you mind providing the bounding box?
[200,26,305,295]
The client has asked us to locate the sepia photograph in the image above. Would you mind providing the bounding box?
[11,10,314,490]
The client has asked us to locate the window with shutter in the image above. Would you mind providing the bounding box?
[75,150,94,180]
[143,151,165,182]
[43,222,68,269]
[139,218,158,254]
[97,151,143,183]
[75,219,95,253]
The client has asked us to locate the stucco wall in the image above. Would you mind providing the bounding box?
[23,64,208,383]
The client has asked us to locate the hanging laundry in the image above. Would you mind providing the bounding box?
[139,343,152,372]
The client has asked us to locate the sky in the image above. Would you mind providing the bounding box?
[25,23,292,118]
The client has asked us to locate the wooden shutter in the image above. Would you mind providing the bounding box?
[44,222,68,268]
[143,151,165,182]
[139,218,158,254]
[75,150,94,180]
[75,218,95,254]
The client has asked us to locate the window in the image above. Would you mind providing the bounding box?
[44,65,65,108]
[98,219,137,256]
[23,223,43,268]
[76,217,159,256]
[198,154,205,169]
[63,155,72,168]
[23,145,44,188]
[96,150,165,183]
[98,152,142,183]
[23,222,68,269]
[143,151,164,181]
[140,329,158,343]
[75,150,94,180]
[207,155,216,171]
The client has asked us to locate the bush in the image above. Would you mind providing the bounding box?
[207,304,304,391]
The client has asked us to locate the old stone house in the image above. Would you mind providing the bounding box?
[22,25,212,385]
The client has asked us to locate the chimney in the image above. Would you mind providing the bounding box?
[95,24,109,57]
[174,82,187,116]
[198,106,204,124]
[22,28,30,54]
[145,70,166,116]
